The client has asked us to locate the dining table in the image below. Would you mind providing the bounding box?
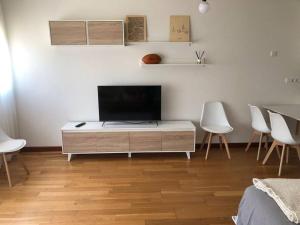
[263,104,300,134]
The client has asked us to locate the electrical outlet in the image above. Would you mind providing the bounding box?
[284,77,300,84]
[270,50,278,57]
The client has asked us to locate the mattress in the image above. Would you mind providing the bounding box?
[236,185,295,225]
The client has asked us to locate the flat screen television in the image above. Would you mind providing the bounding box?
[98,86,161,122]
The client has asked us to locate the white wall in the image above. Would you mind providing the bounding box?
[1,0,299,146]
[0,1,18,137]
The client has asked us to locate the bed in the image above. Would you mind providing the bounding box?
[235,185,295,225]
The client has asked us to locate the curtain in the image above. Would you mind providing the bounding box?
[0,3,18,138]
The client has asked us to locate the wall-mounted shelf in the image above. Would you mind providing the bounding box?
[49,20,125,46]
[127,41,193,46]
[139,61,207,67]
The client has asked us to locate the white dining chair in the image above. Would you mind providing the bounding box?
[0,128,29,187]
[262,111,300,176]
[245,105,271,161]
[200,101,233,160]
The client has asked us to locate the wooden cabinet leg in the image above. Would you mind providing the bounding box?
[2,153,12,187]
[186,152,191,160]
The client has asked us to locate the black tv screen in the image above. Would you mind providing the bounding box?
[98,86,161,121]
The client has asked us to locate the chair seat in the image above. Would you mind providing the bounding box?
[254,127,271,134]
[201,125,233,134]
[272,136,300,145]
[0,139,26,153]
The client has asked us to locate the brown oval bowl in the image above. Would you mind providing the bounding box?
[142,54,161,64]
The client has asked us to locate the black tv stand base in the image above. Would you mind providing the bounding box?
[102,121,158,128]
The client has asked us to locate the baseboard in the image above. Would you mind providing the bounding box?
[195,142,265,149]
[22,143,264,152]
[22,146,62,152]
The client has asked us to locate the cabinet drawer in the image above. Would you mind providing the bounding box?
[62,132,129,153]
[162,131,194,152]
[130,132,162,151]
[97,132,129,152]
[63,133,98,153]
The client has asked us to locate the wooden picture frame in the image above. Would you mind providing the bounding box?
[170,16,190,42]
[126,16,147,42]
[87,21,125,45]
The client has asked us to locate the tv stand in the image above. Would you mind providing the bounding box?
[61,121,196,161]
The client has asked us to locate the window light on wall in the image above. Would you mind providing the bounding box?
[0,27,13,95]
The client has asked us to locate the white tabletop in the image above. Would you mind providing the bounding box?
[62,121,196,132]
[263,104,300,121]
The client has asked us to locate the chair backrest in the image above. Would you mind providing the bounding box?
[0,128,11,143]
[268,111,295,144]
[200,101,231,127]
[248,104,269,132]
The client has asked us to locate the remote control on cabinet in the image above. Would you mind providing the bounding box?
[75,122,86,128]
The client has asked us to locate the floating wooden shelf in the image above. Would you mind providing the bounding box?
[126,41,193,46]
[139,61,207,67]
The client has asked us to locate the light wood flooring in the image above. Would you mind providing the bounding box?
[0,146,300,225]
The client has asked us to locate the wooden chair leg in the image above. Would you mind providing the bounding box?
[200,132,208,150]
[245,131,256,152]
[2,153,12,187]
[205,133,213,160]
[221,135,231,160]
[219,136,223,150]
[286,146,289,164]
[263,141,277,165]
[275,146,281,159]
[296,146,300,161]
[17,153,29,175]
[257,133,263,161]
[278,145,286,176]
[264,134,269,150]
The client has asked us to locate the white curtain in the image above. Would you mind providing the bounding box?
[0,3,18,137]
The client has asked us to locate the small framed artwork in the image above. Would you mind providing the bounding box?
[170,15,190,42]
[126,15,147,42]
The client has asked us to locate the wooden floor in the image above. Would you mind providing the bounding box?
[0,146,299,225]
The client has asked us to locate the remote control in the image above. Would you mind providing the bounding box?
[75,122,86,128]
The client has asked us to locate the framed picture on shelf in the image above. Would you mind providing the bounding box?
[126,15,147,42]
[170,15,190,42]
